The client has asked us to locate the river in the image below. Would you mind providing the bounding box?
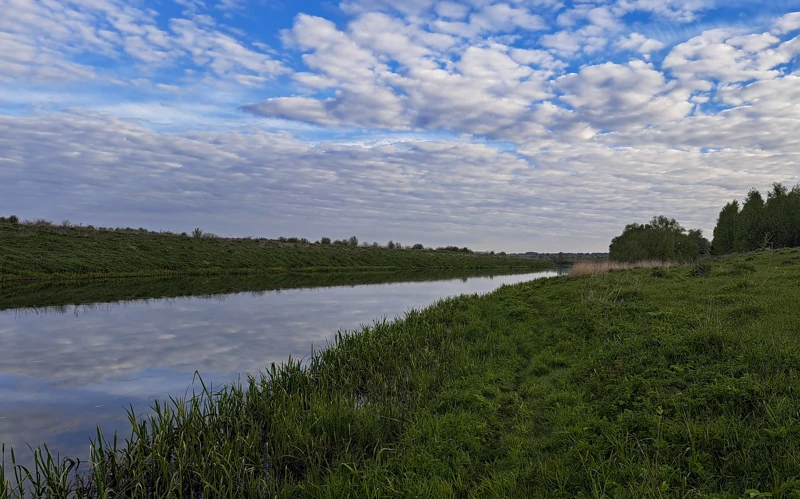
[0,269,559,465]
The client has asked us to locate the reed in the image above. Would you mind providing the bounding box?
[569,258,677,276]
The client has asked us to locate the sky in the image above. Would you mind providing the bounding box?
[2,0,800,252]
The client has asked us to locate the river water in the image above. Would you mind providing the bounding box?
[0,270,558,464]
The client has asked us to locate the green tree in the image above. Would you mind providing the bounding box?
[734,189,765,252]
[763,183,790,248]
[711,201,739,255]
[787,185,800,247]
[688,229,711,255]
[610,216,703,262]
[320,237,331,245]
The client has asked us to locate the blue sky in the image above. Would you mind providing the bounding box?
[2,0,800,251]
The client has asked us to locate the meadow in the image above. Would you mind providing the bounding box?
[3,248,800,497]
[0,220,550,281]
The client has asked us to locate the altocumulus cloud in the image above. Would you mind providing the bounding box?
[1,0,800,251]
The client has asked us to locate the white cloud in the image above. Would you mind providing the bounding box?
[435,1,471,20]
[614,0,713,23]
[540,30,583,54]
[553,60,693,131]
[663,29,784,86]
[469,3,548,32]
[615,32,665,56]
[0,0,284,86]
[772,12,800,35]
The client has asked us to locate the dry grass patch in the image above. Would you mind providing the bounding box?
[570,259,677,277]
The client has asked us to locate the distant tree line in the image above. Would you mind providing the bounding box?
[711,183,800,254]
[513,252,608,265]
[1,216,494,255]
[285,235,475,253]
[0,216,196,237]
[609,215,710,262]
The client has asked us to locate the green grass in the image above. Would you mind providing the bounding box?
[4,249,800,497]
[0,222,551,281]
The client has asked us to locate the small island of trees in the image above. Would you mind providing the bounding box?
[609,215,709,262]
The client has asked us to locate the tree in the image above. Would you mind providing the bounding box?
[348,236,359,247]
[734,189,765,252]
[787,184,800,247]
[763,183,790,248]
[320,237,331,245]
[688,229,711,256]
[610,216,704,262]
[711,201,739,255]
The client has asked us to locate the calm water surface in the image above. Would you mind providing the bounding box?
[0,270,557,462]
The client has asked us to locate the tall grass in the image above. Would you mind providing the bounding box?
[569,258,676,276]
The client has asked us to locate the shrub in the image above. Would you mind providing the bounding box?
[691,261,711,276]
[320,237,331,245]
[192,228,204,238]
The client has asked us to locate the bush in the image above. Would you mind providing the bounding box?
[691,261,711,277]
[412,244,424,250]
[320,237,331,245]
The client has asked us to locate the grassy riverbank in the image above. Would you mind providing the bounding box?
[4,249,800,497]
[0,221,550,281]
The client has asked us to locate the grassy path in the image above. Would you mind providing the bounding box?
[0,222,550,281]
[4,249,800,497]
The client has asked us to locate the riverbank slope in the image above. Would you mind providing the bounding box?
[4,249,799,497]
[0,221,551,281]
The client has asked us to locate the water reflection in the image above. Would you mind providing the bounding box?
[0,270,558,464]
